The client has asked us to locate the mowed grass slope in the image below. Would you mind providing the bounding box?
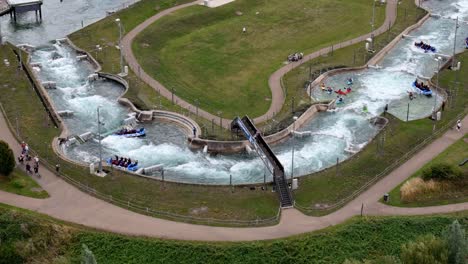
[2,204,468,264]
[133,0,385,118]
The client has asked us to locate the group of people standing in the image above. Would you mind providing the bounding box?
[18,141,40,177]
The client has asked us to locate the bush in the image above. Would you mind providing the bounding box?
[0,140,15,177]
[421,163,463,181]
[401,234,448,264]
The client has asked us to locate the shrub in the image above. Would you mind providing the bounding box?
[0,140,15,177]
[401,234,448,264]
[421,163,463,181]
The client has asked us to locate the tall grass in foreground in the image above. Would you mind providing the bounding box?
[400,178,449,203]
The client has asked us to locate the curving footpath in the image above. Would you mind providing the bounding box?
[0,107,466,241]
[122,0,399,127]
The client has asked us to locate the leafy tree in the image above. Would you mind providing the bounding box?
[443,220,467,264]
[0,140,15,177]
[401,234,448,264]
[81,244,97,264]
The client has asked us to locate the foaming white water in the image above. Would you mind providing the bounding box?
[29,0,468,184]
[449,0,468,19]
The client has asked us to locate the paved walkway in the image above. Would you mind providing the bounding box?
[1,107,466,241]
[122,0,399,127]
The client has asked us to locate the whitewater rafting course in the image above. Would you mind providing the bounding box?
[28,0,468,185]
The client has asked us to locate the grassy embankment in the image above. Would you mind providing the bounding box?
[132,0,385,119]
[386,134,468,207]
[1,203,467,264]
[0,43,278,224]
[0,168,48,199]
[292,43,468,215]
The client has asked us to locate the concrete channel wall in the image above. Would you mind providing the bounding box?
[188,102,331,153]
[21,49,66,134]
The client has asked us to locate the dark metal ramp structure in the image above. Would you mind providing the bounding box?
[234,116,293,208]
[1,0,43,22]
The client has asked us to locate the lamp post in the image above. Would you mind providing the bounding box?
[291,116,298,180]
[451,17,459,69]
[370,0,376,51]
[433,57,441,130]
[95,44,102,61]
[97,105,103,173]
[218,111,222,131]
[115,18,124,75]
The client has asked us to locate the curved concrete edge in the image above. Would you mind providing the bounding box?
[308,66,368,100]
[18,39,203,183]
[61,38,102,72]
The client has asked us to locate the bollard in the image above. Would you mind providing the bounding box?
[383,193,389,202]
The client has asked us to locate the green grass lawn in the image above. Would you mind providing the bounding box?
[0,168,48,199]
[1,203,468,264]
[386,135,468,207]
[293,50,468,216]
[132,0,385,118]
[0,43,278,224]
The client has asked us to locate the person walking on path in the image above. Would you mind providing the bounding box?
[34,156,39,167]
[25,163,31,174]
[456,120,462,131]
[33,163,39,177]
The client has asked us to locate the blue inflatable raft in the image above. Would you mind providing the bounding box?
[412,81,432,96]
[115,128,146,138]
[106,158,139,171]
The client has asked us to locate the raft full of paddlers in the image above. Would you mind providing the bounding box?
[412,80,432,96]
[114,128,146,138]
[107,155,139,171]
[414,41,436,53]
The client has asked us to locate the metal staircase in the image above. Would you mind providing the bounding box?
[234,116,293,208]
